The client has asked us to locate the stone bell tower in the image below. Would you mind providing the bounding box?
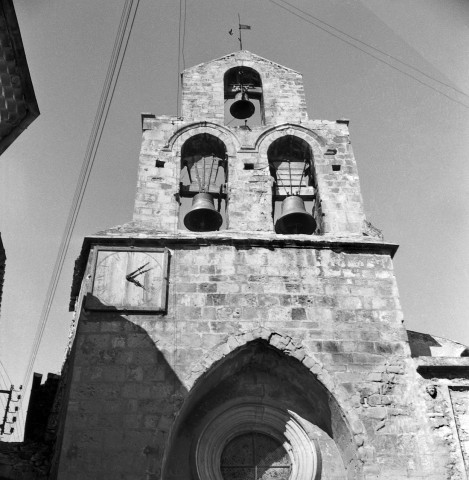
[53,51,457,479]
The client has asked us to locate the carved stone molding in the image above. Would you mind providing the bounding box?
[194,402,320,480]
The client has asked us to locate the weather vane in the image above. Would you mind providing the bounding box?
[229,14,251,50]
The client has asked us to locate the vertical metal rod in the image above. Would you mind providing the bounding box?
[273,163,287,196]
[214,160,220,184]
[185,160,192,184]
[297,160,308,195]
[288,158,293,195]
[194,159,202,192]
[203,155,206,192]
[209,154,215,190]
[238,13,243,50]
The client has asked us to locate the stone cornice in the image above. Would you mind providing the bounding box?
[85,231,397,254]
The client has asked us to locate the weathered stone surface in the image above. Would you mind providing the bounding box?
[56,239,454,479]
[0,441,50,480]
[132,115,366,235]
[52,50,469,480]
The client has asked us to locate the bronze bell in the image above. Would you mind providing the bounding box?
[184,192,223,232]
[275,196,316,235]
[230,92,255,119]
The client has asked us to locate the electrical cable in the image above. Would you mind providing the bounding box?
[0,363,10,416]
[21,0,134,396]
[269,0,469,109]
[20,0,140,407]
[0,374,18,441]
[4,367,25,443]
[176,0,183,116]
[20,1,130,397]
[182,0,187,71]
[278,0,469,99]
[0,362,13,440]
[176,0,187,117]
[0,359,12,387]
[0,370,7,405]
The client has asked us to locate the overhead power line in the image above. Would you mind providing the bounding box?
[278,0,469,99]
[0,370,20,442]
[182,0,187,71]
[20,0,140,402]
[269,0,469,109]
[176,0,187,116]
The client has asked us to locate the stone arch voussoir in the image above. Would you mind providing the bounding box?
[254,124,330,234]
[181,328,370,464]
[166,122,240,158]
[255,124,327,160]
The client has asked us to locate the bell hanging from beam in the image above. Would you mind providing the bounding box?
[275,196,316,235]
[230,91,255,120]
[184,192,223,232]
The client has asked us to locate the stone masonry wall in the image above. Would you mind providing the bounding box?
[414,367,469,479]
[134,51,365,236]
[451,388,469,473]
[55,241,451,479]
[134,117,365,235]
[55,50,465,480]
[181,51,308,125]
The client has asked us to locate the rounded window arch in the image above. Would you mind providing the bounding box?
[195,403,319,480]
[179,133,227,231]
[268,135,314,196]
[268,135,317,235]
[224,66,264,127]
[181,133,227,192]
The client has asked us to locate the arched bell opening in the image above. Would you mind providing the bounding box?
[179,133,227,232]
[224,66,264,128]
[162,340,361,479]
[268,135,319,235]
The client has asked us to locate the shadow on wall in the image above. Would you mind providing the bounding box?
[164,340,359,480]
[406,330,442,357]
[53,299,360,479]
[406,330,469,357]
[52,298,188,480]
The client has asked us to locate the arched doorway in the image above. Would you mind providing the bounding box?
[163,340,361,479]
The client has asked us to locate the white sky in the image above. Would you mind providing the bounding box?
[0,0,468,433]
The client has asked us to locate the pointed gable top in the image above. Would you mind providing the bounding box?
[183,50,301,75]
[181,50,307,124]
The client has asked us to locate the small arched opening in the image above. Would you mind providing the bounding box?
[179,133,227,232]
[268,135,318,234]
[224,66,264,128]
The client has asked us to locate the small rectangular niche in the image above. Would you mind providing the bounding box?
[332,165,341,172]
[244,163,254,170]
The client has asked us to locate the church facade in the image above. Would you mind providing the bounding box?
[51,51,469,479]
